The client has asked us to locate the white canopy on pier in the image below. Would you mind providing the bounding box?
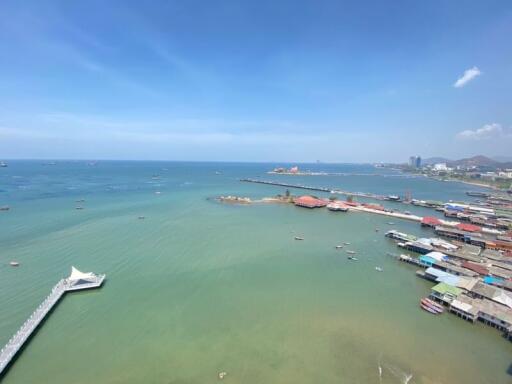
[68,266,96,282]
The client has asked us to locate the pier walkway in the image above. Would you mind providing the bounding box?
[0,267,105,376]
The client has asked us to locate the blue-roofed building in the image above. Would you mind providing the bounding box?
[484,276,505,286]
[419,255,437,267]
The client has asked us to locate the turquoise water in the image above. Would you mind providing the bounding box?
[0,161,510,383]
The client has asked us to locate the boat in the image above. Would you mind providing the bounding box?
[466,191,490,198]
[0,161,7,167]
[420,302,438,314]
[346,250,356,255]
[138,216,145,220]
[0,206,10,211]
[344,242,350,245]
[387,222,395,225]
[335,245,343,249]
[375,228,379,232]
[421,298,444,313]
[75,206,84,210]
[75,199,85,203]
[347,256,358,261]
[294,236,304,241]
[9,261,19,267]
[375,267,383,272]
[155,191,161,195]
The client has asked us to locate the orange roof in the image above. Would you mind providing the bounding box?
[422,217,442,225]
[456,223,481,232]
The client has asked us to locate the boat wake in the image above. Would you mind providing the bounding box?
[378,355,414,384]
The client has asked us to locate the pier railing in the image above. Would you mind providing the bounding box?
[0,279,67,373]
[0,273,105,376]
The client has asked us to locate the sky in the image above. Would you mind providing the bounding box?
[0,0,511,163]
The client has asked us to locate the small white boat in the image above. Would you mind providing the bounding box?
[344,242,350,245]
[294,236,304,241]
[347,256,358,261]
[375,267,383,272]
[387,222,395,225]
[335,245,343,249]
[346,250,356,255]
[155,191,161,195]
[375,228,379,232]
[75,206,84,210]
[9,261,19,267]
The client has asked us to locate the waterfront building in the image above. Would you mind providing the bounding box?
[430,282,462,304]
[293,196,328,208]
[421,216,442,228]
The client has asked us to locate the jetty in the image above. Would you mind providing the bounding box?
[0,267,105,376]
[240,178,332,193]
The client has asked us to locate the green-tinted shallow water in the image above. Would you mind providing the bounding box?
[0,161,510,383]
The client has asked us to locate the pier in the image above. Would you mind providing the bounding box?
[0,267,105,376]
[240,178,332,193]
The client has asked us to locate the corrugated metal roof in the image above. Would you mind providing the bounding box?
[432,282,463,296]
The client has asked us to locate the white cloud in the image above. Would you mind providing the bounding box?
[453,66,481,88]
[456,123,508,140]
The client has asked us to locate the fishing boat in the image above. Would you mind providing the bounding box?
[335,245,343,249]
[387,222,395,225]
[344,242,350,245]
[0,161,7,167]
[346,250,356,255]
[9,261,19,267]
[375,228,379,232]
[138,216,145,220]
[421,298,444,313]
[420,302,438,314]
[347,256,358,261]
[294,236,304,241]
[0,206,10,211]
[375,267,383,272]
[75,206,84,210]
[75,199,85,203]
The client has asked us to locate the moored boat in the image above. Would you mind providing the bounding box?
[294,236,304,241]
[346,250,356,254]
[9,261,19,267]
[420,302,438,314]
[421,298,444,313]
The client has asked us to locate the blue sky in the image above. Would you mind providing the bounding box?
[0,0,511,162]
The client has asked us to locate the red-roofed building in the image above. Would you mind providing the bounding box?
[293,196,327,208]
[462,261,489,276]
[421,216,442,228]
[456,223,481,233]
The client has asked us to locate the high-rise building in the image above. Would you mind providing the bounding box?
[408,156,422,168]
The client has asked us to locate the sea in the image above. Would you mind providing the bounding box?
[0,161,511,384]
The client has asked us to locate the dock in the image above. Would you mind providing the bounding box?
[0,267,105,376]
[240,178,332,193]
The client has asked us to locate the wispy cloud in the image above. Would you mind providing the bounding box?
[453,66,481,88]
[456,123,510,140]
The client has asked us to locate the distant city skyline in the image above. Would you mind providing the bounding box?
[0,1,511,162]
